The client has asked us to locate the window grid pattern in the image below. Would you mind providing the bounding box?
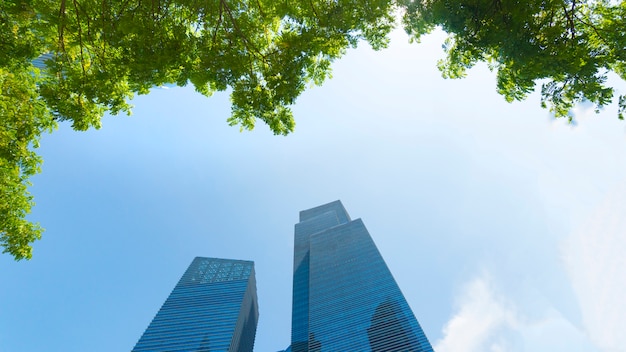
[133,257,258,352]
[181,258,253,285]
[291,202,434,352]
[292,205,348,352]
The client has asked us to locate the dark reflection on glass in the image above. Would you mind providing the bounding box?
[198,333,212,352]
[291,251,310,352]
[367,298,416,351]
[309,333,322,352]
[291,341,308,352]
[236,300,259,352]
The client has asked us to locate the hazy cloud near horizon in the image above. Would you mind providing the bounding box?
[436,182,626,352]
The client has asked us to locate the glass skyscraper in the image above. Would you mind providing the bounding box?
[133,257,259,352]
[291,200,434,352]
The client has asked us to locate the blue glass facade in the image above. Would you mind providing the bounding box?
[133,257,258,352]
[32,53,53,70]
[291,201,434,352]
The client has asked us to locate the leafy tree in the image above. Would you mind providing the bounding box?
[1,65,55,261]
[401,0,626,119]
[0,0,395,260]
[2,0,625,260]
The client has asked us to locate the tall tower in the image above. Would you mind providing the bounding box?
[133,257,259,352]
[291,201,434,352]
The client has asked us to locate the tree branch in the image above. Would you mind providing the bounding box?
[58,0,67,54]
[309,0,322,24]
[221,0,266,61]
[573,12,611,48]
[213,1,224,45]
[255,0,264,18]
[72,0,87,79]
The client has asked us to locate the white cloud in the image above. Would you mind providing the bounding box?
[562,184,626,351]
[435,275,517,352]
[435,184,626,352]
[435,274,597,352]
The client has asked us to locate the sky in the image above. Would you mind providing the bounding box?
[1,28,626,352]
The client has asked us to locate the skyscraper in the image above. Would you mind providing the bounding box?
[291,200,434,352]
[133,257,259,352]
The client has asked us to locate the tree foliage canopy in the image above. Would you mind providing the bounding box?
[402,0,626,119]
[1,0,625,260]
[1,0,395,260]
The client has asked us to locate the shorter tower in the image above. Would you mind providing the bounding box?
[133,257,259,352]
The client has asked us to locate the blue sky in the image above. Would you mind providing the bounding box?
[1,29,626,351]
